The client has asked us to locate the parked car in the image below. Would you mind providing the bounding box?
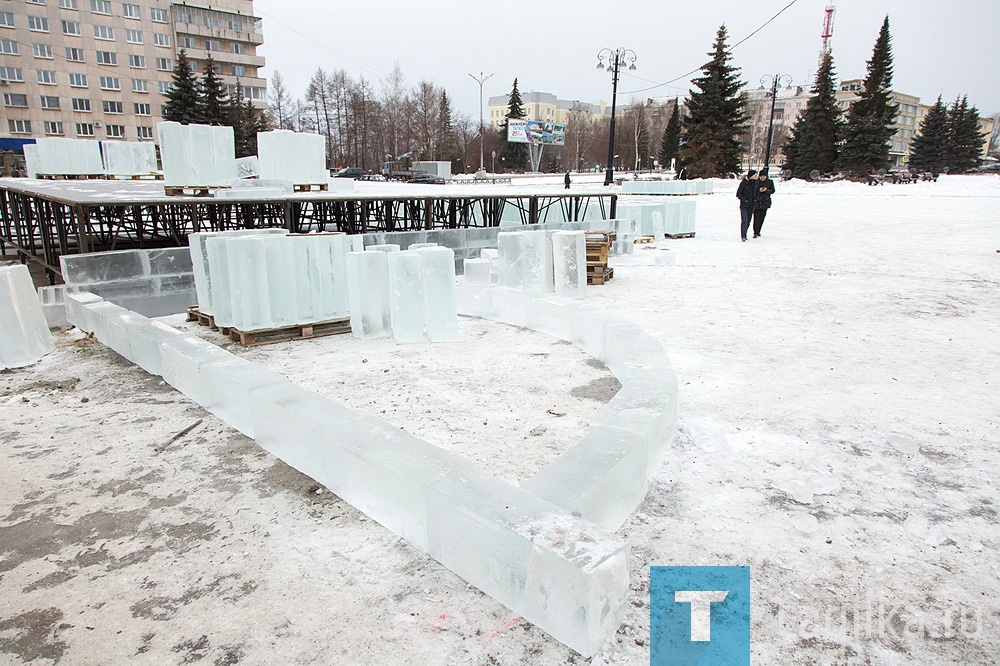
[333,167,365,179]
[356,174,386,182]
[407,174,446,184]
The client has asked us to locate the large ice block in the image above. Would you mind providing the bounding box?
[552,231,586,298]
[37,285,71,330]
[159,335,234,406]
[257,130,328,184]
[101,141,158,176]
[497,231,524,289]
[249,383,630,656]
[346,250,390,339]
[34,137,104,175]
[234,155,260,179]
[64,291,104,333]
[23,143,40,178]
[387,250,425,343]
[520,230,553,294]
[157,121,237,186]
[365,244,400,253]
[417,246,458,342]
[463,258,491,285]
[189,228,288,316]
[226,236,271,331]
[0,265,56,369]
[199,356,290,437]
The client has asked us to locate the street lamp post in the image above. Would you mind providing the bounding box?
[468,72,494,172]
[597,48,636,186]
[760,74,792,169]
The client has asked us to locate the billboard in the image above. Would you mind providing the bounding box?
[507,120,566,145]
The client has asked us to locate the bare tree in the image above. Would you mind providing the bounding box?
[268,71,294,130]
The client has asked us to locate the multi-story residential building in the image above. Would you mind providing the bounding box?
[741,84,810,168]
[835,79,920,168]
[0,0,264,152]
[487,91,608,129]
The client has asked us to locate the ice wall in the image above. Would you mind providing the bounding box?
[552,231,586,298]
[257,130,328,184]
[0,265,55,369]
[157,121,238,186]
[616,198,697,237]
[102,141,158,176]
[34,138,104,176]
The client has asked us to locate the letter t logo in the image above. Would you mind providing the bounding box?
[674,590,729,641]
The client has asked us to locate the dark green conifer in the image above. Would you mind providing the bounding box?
[783,52,843,179]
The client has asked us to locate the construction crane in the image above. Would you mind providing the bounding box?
[819,3,836,70]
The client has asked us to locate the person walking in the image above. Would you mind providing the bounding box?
[564,171,571,189]
[736,169,758,241]
[753,169,776,238]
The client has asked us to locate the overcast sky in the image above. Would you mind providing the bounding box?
[254,0,1000,121]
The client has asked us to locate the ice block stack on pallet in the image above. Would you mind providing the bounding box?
[33,138,106,179]
[616,198,698,238]
[157,121,238,196]
[0,265,55,369]
[257,130,329,192]
[102,141,160,179]
[191,230,361,346]
[585,232,614,285]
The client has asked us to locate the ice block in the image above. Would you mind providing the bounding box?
[101,141,158,176]
[387,250,426,343]
[157,121,238,186]
[463,258,491,286]
[497,231,524,289]
[552,231,586,298]
[34,137,104,175]
[345,250,390,339]
[0,265,56,369]
[257,130,327,184]
[417,246,458,342]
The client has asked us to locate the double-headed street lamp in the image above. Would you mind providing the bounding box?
[760,74,793,169]
[468,71,494,172]
[597,48,636,186]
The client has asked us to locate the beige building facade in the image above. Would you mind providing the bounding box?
[487,91,608,129]
[0,0,264,149]
[835,79,920,168]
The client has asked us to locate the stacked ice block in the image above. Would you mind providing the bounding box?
[23,144,40,178]
[157,121,238,186]
[0,265,56,369]
[616,198,697,237]
[102,141,158,176]
[257,130,328,185]
[60,248,195,317]
[188,229,289,319]
[34,137,104,176]
[620,180,713,195]
[496,230,586,297]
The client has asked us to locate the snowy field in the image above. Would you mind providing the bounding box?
[1,174,998,664]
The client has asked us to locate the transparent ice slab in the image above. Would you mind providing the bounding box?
[257,130,328,184]
[102,141,158,176]
[346,250,390,339]
[463,258,491,286]
[497,231,524,289]
[157,121,237,186]
[552,231,586,299]
[159,334,235,406]
[387,250,426,343]
[417,246,459,342]
[34,137,104,175]
[0,265,55,369]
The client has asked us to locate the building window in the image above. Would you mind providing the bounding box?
[153,33,169,47]
[125,29,141,43]
[62,20,81,35]
[158,81,172,94]
[176,11,192,23]
[231,43,244,55]
[128,54,145,68]
[136,126,153,140]
[32,43,54,59]
[1,67,25,82]
[96,51,117,66]
[131,79,147,93]
[59,0,78,8]
[37,70,58,85]
[102,100,123,114]
[205,39,221,51]
[90,0,112,15]
[65,47,85,61]
[228,19,244,32]
[68,72,88,87]
[232,65,245,77]
[71,97,91,111]
[203,15,219,28]
[155,57,171,71]
[27,0,46,4]
[0,12,15,28]
[134,102,150,115]
[76,123,94,136]
[94,25,114,40]
[28,16,50,32]
[122,3,139,19]
[8,119,32,134]
[0,39,20,55]
[105,124,126,138]
[44,121,64,135]
[40,95,60,109]
[3,93,29,107]
[150,7,166,22]
[178,36,196,49]
[99,75,120,90]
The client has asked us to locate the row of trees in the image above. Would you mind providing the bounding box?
[909,96,985,174]
[162,50,269,157]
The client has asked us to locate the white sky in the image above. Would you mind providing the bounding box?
[254,0,1000,120]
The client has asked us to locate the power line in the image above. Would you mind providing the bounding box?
[620,0,803,96]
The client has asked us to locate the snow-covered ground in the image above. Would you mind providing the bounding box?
[1,174,998,664]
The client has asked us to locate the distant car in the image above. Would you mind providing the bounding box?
[356,174,386,182]
[407,174,446,184]
[333,167,365,179]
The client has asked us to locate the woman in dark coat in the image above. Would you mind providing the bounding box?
[753,168,776,238]
[736,169,758,241]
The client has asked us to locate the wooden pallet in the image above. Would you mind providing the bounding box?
[585,231,617,243]
[164,185,230,197]
[587,267,614,285]
[228,319,351,347]
[293,183,329,192]
[635,235,656,244]
[186,305,215,328]
[107,173,164,181]
[37,173,107,180]
[664,232,695,239]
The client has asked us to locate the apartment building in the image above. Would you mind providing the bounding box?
[835,79,920,168]
[487,91,608,129]
[0,0,264,150]
[741,84,810,167]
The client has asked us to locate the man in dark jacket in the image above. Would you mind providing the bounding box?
[753,168,776,238]
[736,169,758,241]
[564,171,571,189]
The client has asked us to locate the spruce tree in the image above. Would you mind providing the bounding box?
[658,101,681,170]
[498,79,528,171]
[909,95,948,173]
[839,17,898,178]
[783,52,843,179]
[163,50,201,124]
[199,54,230,125]
[678,25,747,178]
[227,82,253,158]
[945,96,985,173]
